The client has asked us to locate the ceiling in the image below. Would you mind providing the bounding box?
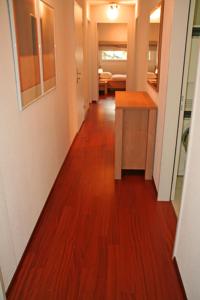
[89,0,136,5]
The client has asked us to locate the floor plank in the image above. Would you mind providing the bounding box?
[7,98,185,300]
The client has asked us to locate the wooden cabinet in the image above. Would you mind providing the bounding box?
[115,91,157,180]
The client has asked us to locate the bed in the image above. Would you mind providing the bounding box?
[99,72,127,94]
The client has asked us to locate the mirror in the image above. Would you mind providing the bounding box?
[147,1,164,91]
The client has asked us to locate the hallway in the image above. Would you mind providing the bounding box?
[7,98,185,300]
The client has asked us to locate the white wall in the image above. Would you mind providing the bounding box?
[173,46,200,299]
[0,0,79,289]
[98,23,127,42]
[90,4,136,100]
[134,0,161,163]
[135,0,173,191]
[151,0,175,188]
[98,23,128,75]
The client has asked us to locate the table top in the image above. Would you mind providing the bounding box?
[99,79,108,84]
[115,91,157,109]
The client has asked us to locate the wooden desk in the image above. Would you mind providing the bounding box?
[115,91,157,180]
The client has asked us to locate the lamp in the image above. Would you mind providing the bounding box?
[107,3,119,21]
[98,67,103,75]
[98,67,103,79]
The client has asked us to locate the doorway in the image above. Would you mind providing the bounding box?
[97,23,128,98]
[171,0,200,216]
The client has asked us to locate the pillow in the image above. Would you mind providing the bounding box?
[100,72,112,79]
[112,74,127,79]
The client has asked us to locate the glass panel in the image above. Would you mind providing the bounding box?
[172,18,199,216]
[12,0,42,107]
[40,1,56,92]
[101,50,127,61]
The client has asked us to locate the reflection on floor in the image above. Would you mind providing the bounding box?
[173,176,184,216]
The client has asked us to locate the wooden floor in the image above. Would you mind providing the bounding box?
[7,98,185,300]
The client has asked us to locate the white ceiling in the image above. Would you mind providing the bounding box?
[89,0,136,6]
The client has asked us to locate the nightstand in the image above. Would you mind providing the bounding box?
[99,79,108,95]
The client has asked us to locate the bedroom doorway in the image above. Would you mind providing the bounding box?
[97,23,128,98]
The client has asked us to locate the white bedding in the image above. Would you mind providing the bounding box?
[111,74,127,81]
[100,72,127,81]
[100,72,112,79]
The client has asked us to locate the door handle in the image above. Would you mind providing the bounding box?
[76,70,81,84]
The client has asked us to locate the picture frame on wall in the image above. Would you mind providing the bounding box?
[40,1,56,92]
[8,0,56,110]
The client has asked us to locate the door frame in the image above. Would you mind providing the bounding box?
[74,0,85,129]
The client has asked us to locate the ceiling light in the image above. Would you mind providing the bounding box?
[107,3,119,21]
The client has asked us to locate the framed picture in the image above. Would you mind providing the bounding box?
[8,0,56,110]
[40,1,56,92]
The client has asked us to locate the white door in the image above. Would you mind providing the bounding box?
[74,1,85,129]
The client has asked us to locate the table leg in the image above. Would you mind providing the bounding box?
[105,82,108,95]
[115,108,123,180]
[145,109,157,180]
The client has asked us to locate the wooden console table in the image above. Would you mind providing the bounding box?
[115,91,157,180]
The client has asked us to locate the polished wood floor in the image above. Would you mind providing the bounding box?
[7,98,185,300]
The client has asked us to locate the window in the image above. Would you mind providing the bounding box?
[101,50,127,61]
